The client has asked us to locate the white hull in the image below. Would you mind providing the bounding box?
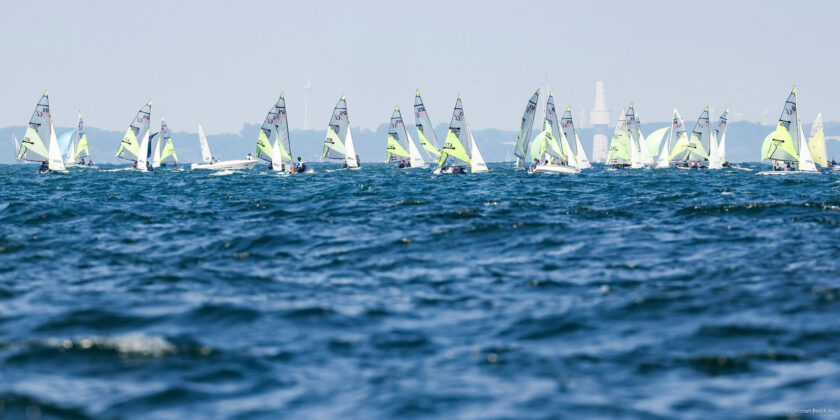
[757,170,820,176]
[528,164,580,174]
[191,159,259,171]
[64,163,99,169]
[433,166,469,175]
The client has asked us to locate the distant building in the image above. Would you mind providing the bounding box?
[589,81,610,162]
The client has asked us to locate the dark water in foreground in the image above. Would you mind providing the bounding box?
[0,163,838,419]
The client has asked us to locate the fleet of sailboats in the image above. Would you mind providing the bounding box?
[9,87,837,176]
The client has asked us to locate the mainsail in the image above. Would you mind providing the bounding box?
[198,124,212,163]
[116,101,152,161]
[17,91,52,162]
[684,107,711,162]
[414,90,441,160]
[73,113,90,162]
[808,113,827,167]
[541,94,567,164]
[513,89,539,166]
[322,95,358,168]
[656,109,687,168]
[606,109,630,165]
[437,95,472,169]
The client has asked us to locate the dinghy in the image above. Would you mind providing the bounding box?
[17,91,66,173]
[413,90,443,161]
[560,106,592,170]
[654,109,688,168]
[681,107,713,169]
[64,113,96,168]
[433,94,487,174]
[191,124,258,170]
[322,95,360,170]
[386,106,425,168]
[625,104,649,169]
[256,94,296,172]
[115,101,153,172]
[527,94,579,174]
[152,117,179,168]
[757,87,819,175]
[512,89,539,169]
[713,109,730,169]
[605,109,630,168]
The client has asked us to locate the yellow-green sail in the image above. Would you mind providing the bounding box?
[116,101,152,161]
[385,107,411,162]
[18,91,51,161]
[762,122,797,161]
[809,113,827,167]
[605,109,630,164]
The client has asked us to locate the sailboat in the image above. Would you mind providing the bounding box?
[653,109,688,168]
[386,106,425,168]
[67,113,94,167]
[115,101,153,172]
[560,107,592,170]
[322,95,360,170]
[808,113,828,169]
[152,117,179,168]
[255,94,296,172]
[681,107,713,169]
[191,124,259,170]
[513,89,539,169]
[605,109,631,168]
[17,91,66,173]
[414,90,442,161]
[527,94,579,174]
[624,104,648,168]
[434,94,487,174]
[758,87,818,175]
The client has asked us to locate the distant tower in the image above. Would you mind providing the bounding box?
[304,77,312,129]
[589,81,611,162]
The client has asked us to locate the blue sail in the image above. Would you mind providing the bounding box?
[57,129,76,158]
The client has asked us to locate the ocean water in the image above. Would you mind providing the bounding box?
[0,163,838,419]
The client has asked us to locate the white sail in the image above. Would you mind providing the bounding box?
[136,129,150,172]
[574,132,590,169]
[798,123,817,172]
[271,131,283,171]
[152,134,162,167]
[708,132,723,169]
[637,125,655,165]
[468,125,488,173]
[345,128,358,168]
[198,124,212,163]
[47,121,65,171]
[629,133,643,169]
[12,134,20,157]
[406,131,425,167]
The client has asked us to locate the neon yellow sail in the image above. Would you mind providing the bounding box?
[386,135,410,162]
[809,113,827,167]
[645,127,669,157]
[73,133,89,160]
[530,129,547,161]
[414,91,442,159]
[115,101,152,161]
[385,107,411,162]
[762,123,797,161]
[605,109,630,164]
[438,129,471,166]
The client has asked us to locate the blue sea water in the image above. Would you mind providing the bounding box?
[0,163,838,419]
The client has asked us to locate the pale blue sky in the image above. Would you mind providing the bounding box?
[1,0,837,133]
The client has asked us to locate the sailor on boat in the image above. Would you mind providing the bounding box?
[295,157,306,173]
[39,161,49,173]
[830,158,837,167]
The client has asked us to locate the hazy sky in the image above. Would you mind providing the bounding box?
[2,0,838,134]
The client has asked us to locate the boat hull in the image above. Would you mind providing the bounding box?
[756,170,820,176]
[191,159,259,171]
[528,165,580,174]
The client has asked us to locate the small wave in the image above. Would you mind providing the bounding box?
[211,169,237,176]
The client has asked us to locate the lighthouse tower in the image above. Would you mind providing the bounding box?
[589,81,611,162]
